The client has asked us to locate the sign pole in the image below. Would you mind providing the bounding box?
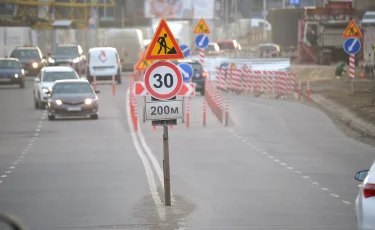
[163,122,171,206]
[349,54,355,94]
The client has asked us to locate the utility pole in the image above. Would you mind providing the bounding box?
[263,0,267,20]
[224,0,228,39]
[121,0,125,28]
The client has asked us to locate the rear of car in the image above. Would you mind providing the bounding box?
[47,80,99,120]
[0,58,25,88]
[49,44,86,74]
[258,44,281,58]
[9,46,47,76]
[355,160,375,230]
[86,47,122,84]
[173,60,207,95]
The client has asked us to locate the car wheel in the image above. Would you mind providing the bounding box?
[19,81,25,89]
[90,114,99,120]
[48,115,55,121]
[34,97,39,109]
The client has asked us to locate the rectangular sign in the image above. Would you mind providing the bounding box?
[145,100,184,121]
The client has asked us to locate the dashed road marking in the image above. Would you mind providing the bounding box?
[231,129,352,207]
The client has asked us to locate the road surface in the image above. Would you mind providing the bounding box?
[0,76,373,230]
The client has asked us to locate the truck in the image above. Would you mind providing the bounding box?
[267,1,358,65]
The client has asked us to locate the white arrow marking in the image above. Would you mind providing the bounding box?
[178,66,190,80]
[185,83,194,96]
[348,39,358,52]
[199,35,208,47]
[182,46,189,55]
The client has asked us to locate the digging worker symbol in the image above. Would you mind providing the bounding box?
[349,26,358,36]
[199,24,207,33]
[157,33,177,55]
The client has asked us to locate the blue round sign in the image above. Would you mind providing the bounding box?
[195,34,210,49]
[180,44,190,58]
[177,63,194,82]
[343,38,361,55]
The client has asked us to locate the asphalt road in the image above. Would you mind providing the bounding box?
[0,75,373,230]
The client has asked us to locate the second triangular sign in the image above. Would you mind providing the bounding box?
[145,19,184,60]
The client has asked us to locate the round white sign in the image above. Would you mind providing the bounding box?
[144,61,183,100]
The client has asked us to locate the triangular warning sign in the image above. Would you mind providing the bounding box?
[145,19,184,60]
[342,20,363,38]
[193,18,211,34]
[135,58,153,71]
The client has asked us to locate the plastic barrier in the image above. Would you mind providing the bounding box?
[215,66,296,99]
[205,78,223,123]
[129,78,138,132]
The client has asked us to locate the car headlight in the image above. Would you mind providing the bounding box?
[32,62,38,68]
[48,58,55,63]
[14,74,18,78]
[84,98,92,105]
[72,57,80,63]
[55,99,62,105]
[42,87,50,93]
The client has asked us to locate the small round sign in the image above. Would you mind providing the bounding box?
[144,61,183,100]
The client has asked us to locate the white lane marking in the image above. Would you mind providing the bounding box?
[13,162,19,165]
[242,139,247,143]
[342,200,352,205]
[36,129,40,132]
[255,148,262,151]
[1,175,7,178]
[0,181,2,183]
[9,166,15,169]
[126,89,166,221]
[29,139,35,143]
[34,133,39,136]
[229,129,234,132]
[330,193,340,198]
[5,171,11,174]
[232,131,348,207]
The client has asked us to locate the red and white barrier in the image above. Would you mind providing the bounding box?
[129,78,138,132]
[298,80,302,100]
[199,48,205,65]
[112,74,116,96]
[349,54,355,79]
[93,74,97,91]
[185,99,190,128]
[215,66,296,98]
[203,99,206,127]
[134,82,196,97]
[306,79,311,101]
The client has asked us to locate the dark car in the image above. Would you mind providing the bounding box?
[9,46,48,76]
[46,79,100,120]
[0,58,25,88]
[257,43,281,58]
[49,44,86,74]
[172,59,207,95]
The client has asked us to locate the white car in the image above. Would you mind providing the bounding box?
[33,66,80,109]
[355,159,375,230]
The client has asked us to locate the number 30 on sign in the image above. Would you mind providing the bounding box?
[144,61,183,100]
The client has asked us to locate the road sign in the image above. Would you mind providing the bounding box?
[180,44,190,58]
[145,19,184,60]
[135,57,153,71]
[343,38,361,55]
[145,100,183,121]
[193,18,211,34]
[195,34,209,49]
[144,61,183,100]
[177,63,194,82]
[134,82,195,97]
[342,20,363,38]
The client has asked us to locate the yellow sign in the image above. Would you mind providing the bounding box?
[193,18,211,34]
[135,58,153,71]
[145,19,184,60]
[342,20,363,38]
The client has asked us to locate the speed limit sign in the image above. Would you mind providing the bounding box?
[144,61,183,100]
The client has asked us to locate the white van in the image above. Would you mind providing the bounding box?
[106,29,144,71]
[86,47,122,84]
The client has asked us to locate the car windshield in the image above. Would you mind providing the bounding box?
[206,45,218,52]
[10,49,40,60]
[42,71,78,82]
[53,46,79,56]
[0,60,21,69]
[191,63,203,73]
[52,82,93,94]
[259,45,278,52]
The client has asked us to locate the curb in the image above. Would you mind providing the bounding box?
[297,91,375,140]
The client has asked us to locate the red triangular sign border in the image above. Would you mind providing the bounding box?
[193,18,211,34]
[145,19,184,60]
[342,20,363,38]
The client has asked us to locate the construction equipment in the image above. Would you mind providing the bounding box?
[0,0,116,29]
